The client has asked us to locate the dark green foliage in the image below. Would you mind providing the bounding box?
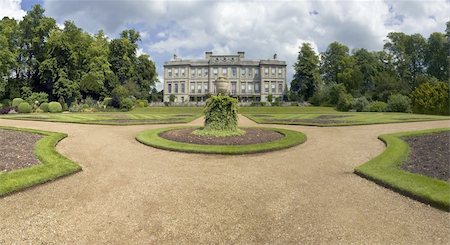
[336,92,353,111]
[111,85,129,107]
[1,99,10,107]
[411,81,449,115]
[18,102,32,113]
[387,94,411,113]
[102,97,112,107]
[267,94,273,103]
[367,101,388,112]
[291,43,320,101]
[203,95,239,133]
[26,92,48,105]
[48,101,62,113]
[120,97,134,111]
[40,102,50,112]
[136,99,149,108]
[169,94,175,102]
[352,97,369,112]
[12,98,24,107]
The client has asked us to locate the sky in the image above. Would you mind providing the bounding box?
[1,0,449,90]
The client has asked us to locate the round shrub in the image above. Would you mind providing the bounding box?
[411,81,449,115]
[40,102,50,112]
[367,101,387,112]
[120,97,134,111]
[136,99,149,108]
[18,102,32,113]
[352,96,369,112]
[0,103,3,109]
[387,94,411,113]
[12,98,24,107]
[48,102,63,113]
[336,92,353,111]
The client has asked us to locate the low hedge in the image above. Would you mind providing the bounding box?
[354,128,450,211]
[0,127,82,196]
[136,127,307,154]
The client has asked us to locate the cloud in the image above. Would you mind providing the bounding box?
[3,0,449,87]
[0,0,26,19]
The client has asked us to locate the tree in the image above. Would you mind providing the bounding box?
[291,43,320,101]
[320,42,350,85]
[52,71,80,104]
[425,32,449,81]
[0,17,19,99]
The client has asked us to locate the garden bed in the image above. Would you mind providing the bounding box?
[0,129,42,172]
[402,132,449,181]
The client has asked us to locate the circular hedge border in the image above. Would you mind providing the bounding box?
[135,126,306,154]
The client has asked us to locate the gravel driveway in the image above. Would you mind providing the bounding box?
[0,116,449,244]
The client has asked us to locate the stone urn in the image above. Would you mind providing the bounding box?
[215,76,230,95]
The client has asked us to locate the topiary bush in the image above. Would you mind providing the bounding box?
[411,81,449,115]
[196,95,243,137]
[48,101,63,113]
[120,97,134,111]
[387,94,411,113]
[352,96,369,112]
[136,99,149,108]
[12,98,24,107]
[18,102,32,113]
[40,102,50,112]
[367,101,388,112]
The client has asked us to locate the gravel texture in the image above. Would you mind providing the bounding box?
[402,132,450,181]
[160,128,283,145]
[0,116,449,244]
[0,129,42,172]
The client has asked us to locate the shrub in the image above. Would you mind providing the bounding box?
[62,102,69,111]
[411,81,449,115]
[0,106,15,114]
[136,99,149,108]
[336,92,353,111]
[169,94,176,103]
[352,96,369,112]
[18,102,32,113]
[367,101,387,112]
[250,102,267,107]
[111,85,130,108]
[267,94,273,103]
[329,83,347,105]
[0,103,3,109]
[203,95,239,133]
[290,102,299,106]
[272,97,281,106]
[48,102,63,113]
[387,94,411,113]
[1,99,10,107]
[26,92,48,105]
[102,97,113,107]
[40,102,50,112]
[120,97,134,111]
[12,98,24,107]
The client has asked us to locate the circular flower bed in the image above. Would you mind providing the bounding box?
[136,127,306,154]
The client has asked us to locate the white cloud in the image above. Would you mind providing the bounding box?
[32,0,449,85]
[0,0,26,19]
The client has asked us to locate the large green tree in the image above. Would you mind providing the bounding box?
[291,43,320,101]
[320,41,350,85]
[425,32,449,81]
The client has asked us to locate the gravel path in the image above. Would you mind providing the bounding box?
[0,116,449,244]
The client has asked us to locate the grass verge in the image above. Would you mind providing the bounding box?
[136,127,306,155]
[354,128,450,211]
[0,126,82,197]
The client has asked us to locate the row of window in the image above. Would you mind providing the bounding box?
[167,81,283,94]
[167,66,284,78]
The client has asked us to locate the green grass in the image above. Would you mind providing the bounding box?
[242,107,449,126]
[0,107,202,125]
[354,128,450,211]
[136,127,307,154]
[0,127,82,197]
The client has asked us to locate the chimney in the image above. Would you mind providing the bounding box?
[205,51,213,59]
[237,51,245,58]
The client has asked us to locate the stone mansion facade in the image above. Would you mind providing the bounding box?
[163,52,287,102]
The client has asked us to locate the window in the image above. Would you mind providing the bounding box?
[205,68,208,77]
[222,67,227,75]
[241,68,246,76]
[190,83,195,93]
[248,68,252,77]
[168,83,172,93]
[213,68,218,75]
[204,83,209,93]
[264,82,269,93]
[232,67,237,77]
[174,69,179,77]
[168,69,172,77]
[247,83,252,93]
[255,69,259,77]
[241,84,246,93]
[246,68,250,77]
[174,83,179,93]
[254,83,260,93]
[191,69,195,78]
[264,68,269,76]
[271,83,276,93]
[181,82,185,93]
[231,82,237,94]
[278,68,282,77]
[198,68,202,77]
[278,83,283,93]
[271,67,276,76]
[197,84,202,93]
[181,68,185,77]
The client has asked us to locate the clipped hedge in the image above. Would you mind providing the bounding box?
[18,102,32,113]
[40,102,50,112]
[48,101,63,113]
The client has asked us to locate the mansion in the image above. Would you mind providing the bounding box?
[163,52,287,102]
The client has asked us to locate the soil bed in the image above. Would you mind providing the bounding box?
[0,129,42,172]
[160,128,284,145]
[401,131,450,181]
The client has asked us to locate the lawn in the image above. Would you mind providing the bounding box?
[241,106,449,126]
[0,126,82,197]
[0,107,203,125]
[354,128,450,211]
